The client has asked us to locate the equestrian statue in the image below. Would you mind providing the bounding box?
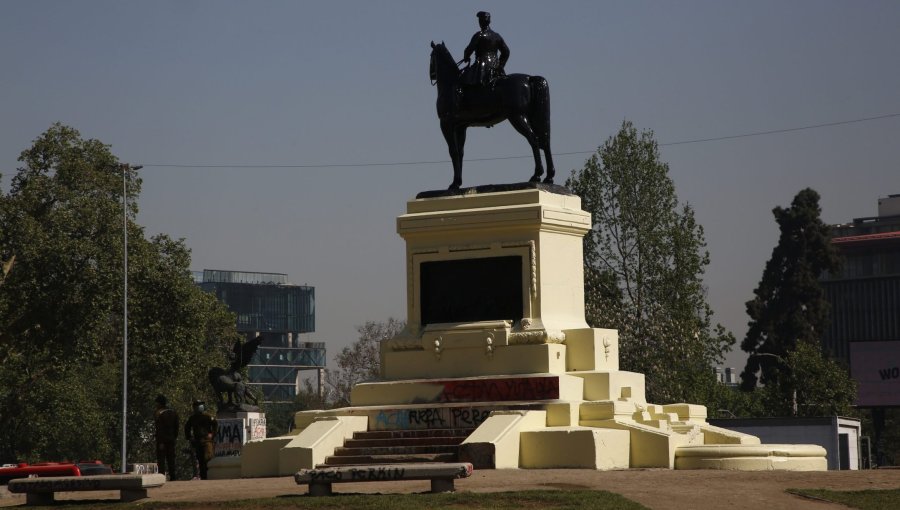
[430,11,554,189]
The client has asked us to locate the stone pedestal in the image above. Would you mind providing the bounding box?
[214,411,266,457]
[237,185,827,475]
[382,186,612,380]
[208,412,266,480]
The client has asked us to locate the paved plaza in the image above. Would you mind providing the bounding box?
[2,468,899,509]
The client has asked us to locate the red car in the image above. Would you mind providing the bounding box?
[0,461,113,484]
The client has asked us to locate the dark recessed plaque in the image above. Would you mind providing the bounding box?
[420,256,523,325]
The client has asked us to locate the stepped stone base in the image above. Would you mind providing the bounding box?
[230,189,827,476]
[520,427,630,469]
[674,444,828,471]
[224,369,827,475]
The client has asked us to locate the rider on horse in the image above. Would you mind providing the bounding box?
[429,13,554,189]
[460,12,509,89]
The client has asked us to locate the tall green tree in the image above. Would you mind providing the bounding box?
[0,123,238,466]
[739,188,855,415]
[566,120,734,404]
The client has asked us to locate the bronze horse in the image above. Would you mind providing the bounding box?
[430,41,554,189]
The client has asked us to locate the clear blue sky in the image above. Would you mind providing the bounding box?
[2,1,898,371]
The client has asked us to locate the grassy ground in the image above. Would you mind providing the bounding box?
[788,488,900,510]
[21,490,649,510]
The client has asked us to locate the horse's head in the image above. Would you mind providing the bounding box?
[430,40,456,85]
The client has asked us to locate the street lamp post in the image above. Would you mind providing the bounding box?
[750,352,797,416]
[121,163,142,473]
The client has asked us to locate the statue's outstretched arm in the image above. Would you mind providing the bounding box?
[463,33,478,62]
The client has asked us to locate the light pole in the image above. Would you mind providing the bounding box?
[750,352,797,416]
[121,163,142,473]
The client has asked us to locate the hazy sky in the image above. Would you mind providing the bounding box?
[2,1,898,372]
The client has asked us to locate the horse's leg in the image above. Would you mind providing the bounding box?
[507,114,543,182]
[542,144,555,184]
[441,120,462,189]
[524,75,554,184]
[456,125,467,180]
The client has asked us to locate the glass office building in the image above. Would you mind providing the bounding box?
[197,269,325,402]
[820,196,900,466]
[821,197,900,364]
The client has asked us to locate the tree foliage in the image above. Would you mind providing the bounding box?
[325,318,405,407]
[566,120,734,404]
[739,188,855,416]
[263,379,327,437]
[0,124,239,466]
[785,341,856,416]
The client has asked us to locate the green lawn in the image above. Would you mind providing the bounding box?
[23,490,648,510]
[788,488,900,510]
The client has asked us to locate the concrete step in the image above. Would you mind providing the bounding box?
[333,445,460,457]
[322,453,458,466]
[344,436,466,448]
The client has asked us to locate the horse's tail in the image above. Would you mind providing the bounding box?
[529,76,551,148]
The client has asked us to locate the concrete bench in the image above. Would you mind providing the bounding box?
[7,473,166,505]
[295,462,473,496]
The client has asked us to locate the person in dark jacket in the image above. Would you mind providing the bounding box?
[153,394,179,480]
[184,400,217,480]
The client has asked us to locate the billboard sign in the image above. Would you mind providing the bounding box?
[850,341,900,407]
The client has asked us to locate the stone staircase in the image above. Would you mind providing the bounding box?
[318,428,475,467]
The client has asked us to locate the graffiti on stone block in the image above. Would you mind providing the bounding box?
[215,419,244,457]
[450,407,490,427]
[438,377,559,403]
[309,470,343,482]
[128,463,158,475]
[249,416,267,440]
[408,408,447,428]
[373,406,491,430]
[349,467,406,480]
[25,478,103,491]
[374,409,411,430]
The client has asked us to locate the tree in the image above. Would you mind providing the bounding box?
[325,318,405,407]
[263,379,328,437]
[739,188,855,416]
[0,124,238,466]
[566,120,734,404]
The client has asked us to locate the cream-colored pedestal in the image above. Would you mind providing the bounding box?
[382,188,594,380]
[231,186,826,477]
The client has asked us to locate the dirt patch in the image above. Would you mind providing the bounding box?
[1,469,898,509]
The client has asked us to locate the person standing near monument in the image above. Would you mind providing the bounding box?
[460,11,509,88]
[153,394,179,481]
[184,400,217,480]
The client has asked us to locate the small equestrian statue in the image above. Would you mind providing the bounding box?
[208,335,262,412]
[430,11,554,189]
